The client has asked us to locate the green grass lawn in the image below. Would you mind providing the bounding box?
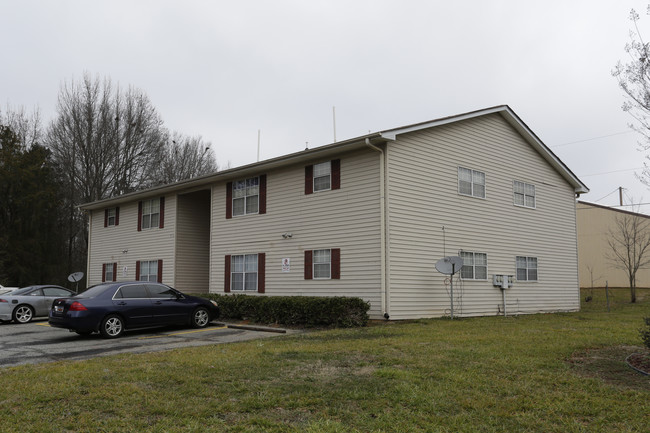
[1,289,649,433]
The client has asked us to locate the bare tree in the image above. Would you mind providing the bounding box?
[0,105,42,150]
[606,210,650,303]
[47,73,167,203]
[613,6,650,186]
[154,132,219,185]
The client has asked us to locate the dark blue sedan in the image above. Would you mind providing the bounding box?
[48,281,219,338]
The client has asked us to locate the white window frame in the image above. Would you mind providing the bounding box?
[516,256,538,281]
[232,177,260,216]
[139,260,158,282]
[313,161,332,192]
[313,249,331,279]
[142,199,160,229]
[104,263,114,281]
[458,167,486,199]
[231,254,258,291]
[513,181,536,209]
[459,251,488,280]
[107,208,116,226]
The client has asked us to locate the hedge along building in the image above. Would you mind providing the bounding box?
[81,105,589,320]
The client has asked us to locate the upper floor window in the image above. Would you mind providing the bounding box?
[516,256,538,281]
[226,175,266,219]
[138,198,164,231]
[305,159,340,194]
[233,177,259,216]
[313,162,331,192]
[460,251,487,280]
[104,207,119,227]
[458,167,486,199]
[513,181,535,208]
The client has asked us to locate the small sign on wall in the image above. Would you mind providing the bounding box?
[282,258,290,272]
[123,266,128,277]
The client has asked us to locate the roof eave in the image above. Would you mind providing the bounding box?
[80,132,387,211]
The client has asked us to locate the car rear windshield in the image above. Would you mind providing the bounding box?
[76,284,114,298]
[8,286,37,296]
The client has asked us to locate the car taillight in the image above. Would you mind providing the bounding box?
[0,299,7,303]
[69,302,88,311]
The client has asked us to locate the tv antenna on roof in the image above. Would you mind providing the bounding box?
[435,256,463,319]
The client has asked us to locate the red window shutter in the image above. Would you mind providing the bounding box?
[258,253,266,293]
[305,165,313,195]
[104,209,108,227]
[304,250,313,280]
[157,260,163,283]
[159,197,165,229]
[115,207,120,226]
[135,260,140,281]
[259,174,267,214]
[137,202,142,231]
[224,255,231,292]
[112,263,117,282]
[331,159,341,190]
[332,248,341,279]
[226,182,233,219]
[102,263,106,282]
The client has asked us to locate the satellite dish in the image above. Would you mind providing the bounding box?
[68,272,84,283]
[435,256,464,275]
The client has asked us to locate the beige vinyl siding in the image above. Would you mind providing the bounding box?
[175,191,211,293]
[577,202,650,289]
[86,196,176,286]
[386,113,580,319]
[210,149,384,317]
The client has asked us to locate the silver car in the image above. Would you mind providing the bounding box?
[0,285,76,323]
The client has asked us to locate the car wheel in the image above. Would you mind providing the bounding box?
[100,314,124,338]
[191,307,210,328]
[13,305,34,324]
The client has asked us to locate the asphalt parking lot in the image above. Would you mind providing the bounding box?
[0,319,295,368]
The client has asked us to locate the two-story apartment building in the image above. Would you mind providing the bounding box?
[81,105,589,320]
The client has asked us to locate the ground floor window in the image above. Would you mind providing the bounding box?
[103,263,116,282]
[231,254,258,291]
[516,256,538,281]
[460,251,487,280]
[138,260,160,282]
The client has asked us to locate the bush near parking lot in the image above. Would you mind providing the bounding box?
[203,294,370,327]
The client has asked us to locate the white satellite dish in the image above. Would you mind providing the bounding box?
[435,256,464,275]
[68,271,84,293]
[68,272,84,283]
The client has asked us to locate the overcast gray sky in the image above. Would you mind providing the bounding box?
[2,0,649,213]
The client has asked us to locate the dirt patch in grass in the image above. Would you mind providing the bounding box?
[568,345,650,391]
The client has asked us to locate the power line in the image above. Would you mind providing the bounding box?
[550,130,634,148]
[579,167,644,177]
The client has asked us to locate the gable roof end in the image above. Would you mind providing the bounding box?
[379,105,589,195]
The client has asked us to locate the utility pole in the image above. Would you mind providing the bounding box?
[619,186,624,206]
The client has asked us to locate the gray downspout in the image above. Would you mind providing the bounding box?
[365,138,390,319]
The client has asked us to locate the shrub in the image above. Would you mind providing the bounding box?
[641,316,650,350]
[202,294,370,328]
